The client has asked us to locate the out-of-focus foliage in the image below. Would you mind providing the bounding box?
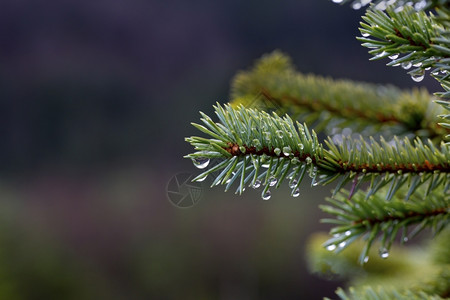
[307,229,450,299]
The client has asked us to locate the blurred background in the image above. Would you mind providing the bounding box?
[0,0,441,299]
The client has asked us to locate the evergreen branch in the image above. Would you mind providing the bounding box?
[326,135,449,175]
[333,0,446,11]
[320,186,449,265]
[308,231,450,299]
[358,3,450,143]
[185,104,450,199]
[331,286,447,300]
[185,103,325,198]
[357,5,450,83]
[230,51,447,140]
[325,136,450,200]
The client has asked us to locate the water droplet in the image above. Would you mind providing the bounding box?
[332,0,343,3]
[298,143,304,150]
[379,248,389,259]
[342,128,352,136]
[401,62,412,70]
[353,2,362,10]
[388,53,399,60]
[306,157,313,164]
[289,179,298,188]
[363,256,369,263]
[269,177,278,187]
[414,0,426,11]
[226,172,235,184]
[375,1,387,10]
[374,51,387,59]
[252,139,261,147]
[193,157,210,169]
[413,62,422,67]
[262,190,271,200]
[273,148,281,156]
[262,163,270,169]
[291,157,300,164]
[292,188,300,197]
[311,171,319,185]
[283,146,292,156]
[338,241,346,248]
[403,237,409,243]
[425,66,431,70]
[196,174,208,182]
[394,6,404,13]
[411,72,425,82]
[326,244,337,251]
[264,132,271,141]
[345,230,352,236]
[252,179,261,189]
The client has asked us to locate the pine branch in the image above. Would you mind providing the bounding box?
[435,81,450,140]
[334,265,450,299]
[333,0,448,12]
[356,4,450,142]
[320,185,449,264]
[308,230,450,299]
[185,104,450,199]
[325,135,450,200]
[185,103,324,198]
[357,5,450,87]
[331,286,447,300]
[230,51,447,140]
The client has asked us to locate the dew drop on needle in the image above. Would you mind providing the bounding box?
[193,157,210,169]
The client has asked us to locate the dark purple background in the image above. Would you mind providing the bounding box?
[0,1,439,299]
